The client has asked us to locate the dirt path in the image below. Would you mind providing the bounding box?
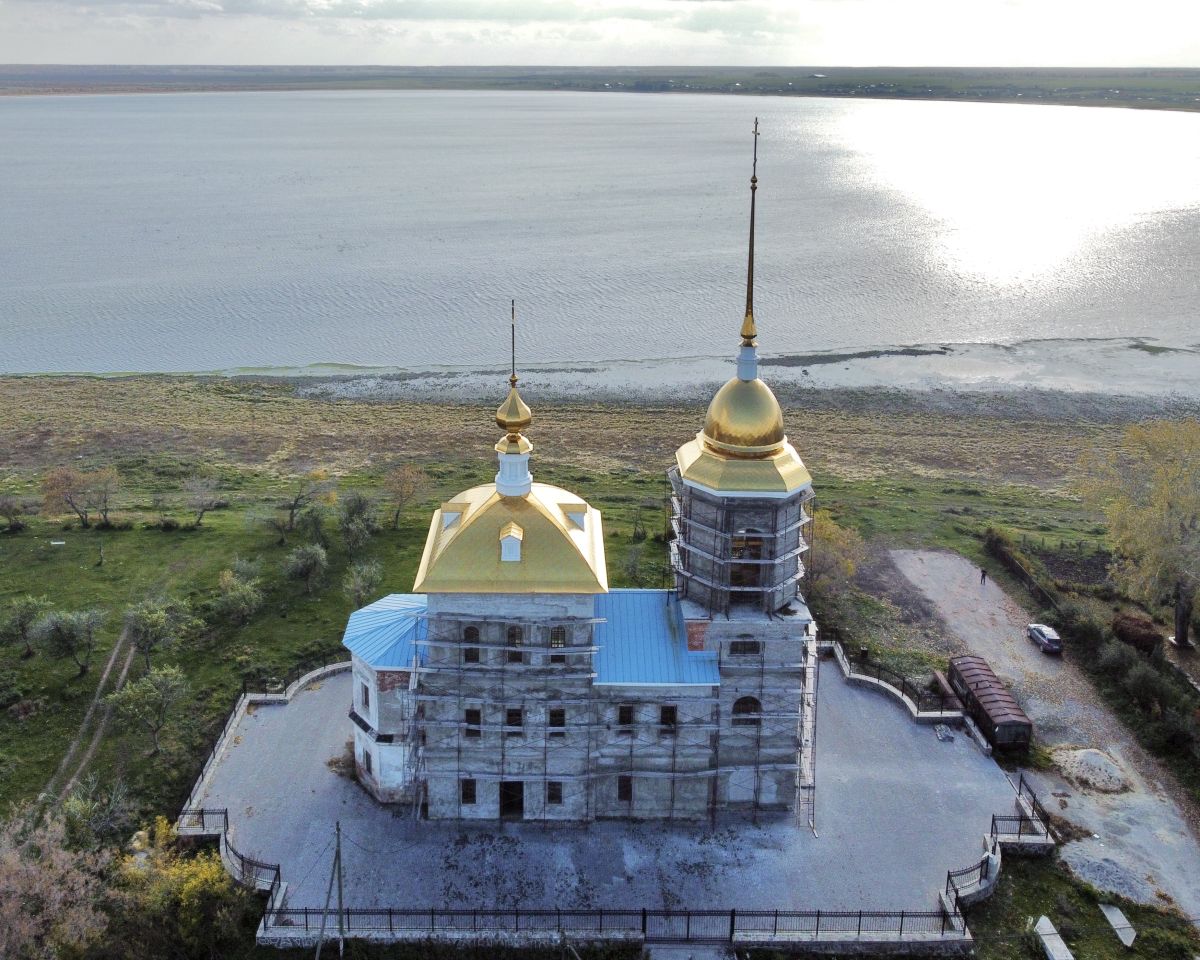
[42,626,133,803]
[891,549,1200,919]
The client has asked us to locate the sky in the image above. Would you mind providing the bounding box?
[0,0,1197,67]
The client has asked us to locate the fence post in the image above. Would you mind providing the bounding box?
[599,908,604,932]
[729,908,736,942]
[815,909,821,936]
[685,911,690,940]
[641,908,647,935]
[941,904,946,935]
[899,910,905,936]
[857,910,862,936]
[515,907,519,932]
[773,910,779,936]
[305,907,309,931]
[430,906,434,932]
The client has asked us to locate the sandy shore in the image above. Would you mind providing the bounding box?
[274,337,1200,423]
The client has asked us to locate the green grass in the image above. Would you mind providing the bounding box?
[0,457,668,815]
[968,857,1198,960]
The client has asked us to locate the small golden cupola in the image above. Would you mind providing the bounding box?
[494,300,534,496]
[676,118,811,495]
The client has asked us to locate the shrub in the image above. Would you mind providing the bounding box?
[213,572,264,626]
[0,670,22,709]
[1097,640,1136,677]
[1136,927,1196,960]
[1124,660,1165,711]
[1112,612,1162,654]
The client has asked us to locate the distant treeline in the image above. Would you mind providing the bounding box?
[3,64,1199,111]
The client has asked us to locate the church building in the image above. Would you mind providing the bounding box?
[341,125,817,821]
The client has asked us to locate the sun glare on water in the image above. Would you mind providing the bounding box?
[834,100,1200,284]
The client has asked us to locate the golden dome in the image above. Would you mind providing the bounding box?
[495,376,532,436]
[701,376,785,455]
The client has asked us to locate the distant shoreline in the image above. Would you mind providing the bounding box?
[2,65,1198,113]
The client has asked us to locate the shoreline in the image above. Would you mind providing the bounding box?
[4,336,1197,424]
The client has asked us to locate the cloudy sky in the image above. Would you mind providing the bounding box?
[0,0,1196,66]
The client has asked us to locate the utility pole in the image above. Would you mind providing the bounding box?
[336,821,345,958]
[314,822,345,960]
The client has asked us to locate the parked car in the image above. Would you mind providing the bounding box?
[1027,624,1062,654]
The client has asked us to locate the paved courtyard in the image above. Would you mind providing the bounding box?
[197,663,1016,913]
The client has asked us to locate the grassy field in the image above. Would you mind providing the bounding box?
[3,65,1199,113]
[1,374,1196,957]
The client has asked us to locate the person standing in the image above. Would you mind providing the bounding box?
[980,567,988,586]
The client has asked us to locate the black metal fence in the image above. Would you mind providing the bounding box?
[262,905,965,942]
[945,855,990,898]
[849,653,960,714]
[178,807,282,898]
[990,813,1047,840]
[242,656,346,697]
[1017,773,1050,824]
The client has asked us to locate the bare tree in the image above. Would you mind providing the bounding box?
[0,807,111,960]
[383,464,429,530]
[87,467,120,527]
[42,467,91,528]
[184,477,222,527]
[0,495,25,533]
[277,469,333,534]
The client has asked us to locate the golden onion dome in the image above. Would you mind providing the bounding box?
[701,376,785,456]
[495,377,532,436]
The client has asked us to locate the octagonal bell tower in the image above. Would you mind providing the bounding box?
[669,119,815,616]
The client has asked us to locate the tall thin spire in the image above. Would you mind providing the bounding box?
[740,117,760,348]
[510,298,517,387]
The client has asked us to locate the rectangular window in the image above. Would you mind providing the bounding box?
[460,778,476,805]
[729,640,762,656]
[463,647,479,664]
[546,781,563,805]
[548,707,566,738]
[506,707,523,736]
[361,682,370,711]
[660,705,678,731]
[464,708,481,739]
[363,750,373,775]
[550,626,567,664]
[617,703,635,732]
[617,775,632,803]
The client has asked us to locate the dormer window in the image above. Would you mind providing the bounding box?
[441,501,468,530]
[499,521,523,562]
[562,505,587,531]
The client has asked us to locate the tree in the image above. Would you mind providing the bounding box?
[807,510,867,599]
[124,598,198,670]
[34,609,104,676]
[108,817,256,960]
[0,494,26,533]
[88,467,120,527]
[0,595,51,659]
[62,773,131,849]
[42,466,92,527]
[296,504,329,548]
[383,464,429,529]
[184,476,223,527]
[213,568,263,626]
[0,807,110,960]
[284,543,328,594]
[106,666,190,755]
[343,559,383,609]
[1082,419,1200,647]
[338,490,378,558]
[277,469,333,534]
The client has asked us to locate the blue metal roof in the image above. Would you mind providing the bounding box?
[341,594,428,669]
[594,589,719,687]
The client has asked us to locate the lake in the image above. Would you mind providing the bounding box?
[2,90,1199,374]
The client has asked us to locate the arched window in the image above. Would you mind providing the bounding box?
[506,625,524,664]
[462,626,480,664]
[732,696,762,727]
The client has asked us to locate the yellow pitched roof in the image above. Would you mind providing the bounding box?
[413,482,608,594]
